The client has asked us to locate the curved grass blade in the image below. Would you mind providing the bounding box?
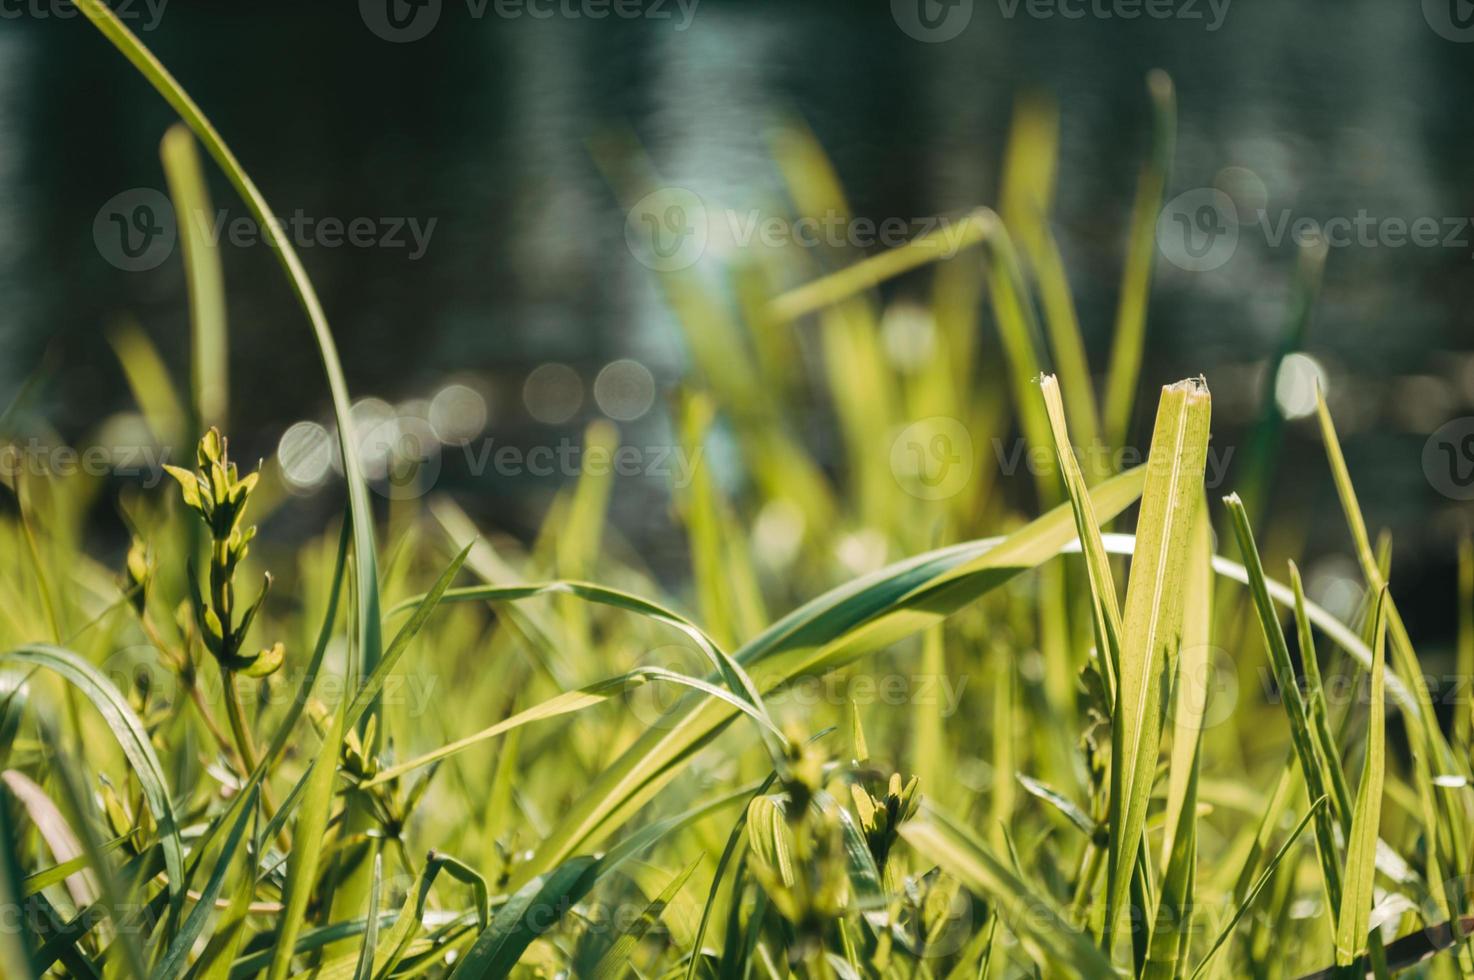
[0,769,39,980]
[0,645,185,913]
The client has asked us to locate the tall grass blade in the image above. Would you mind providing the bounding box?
[1103,378,1211,949]
[1102,71,1175,449]
[267,695,346,980]
[1334,592,1387,968]
[160,124,228,430]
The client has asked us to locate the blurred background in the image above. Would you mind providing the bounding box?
[2,0,1472,642]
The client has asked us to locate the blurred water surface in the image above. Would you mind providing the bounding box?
[1,0,1472,625]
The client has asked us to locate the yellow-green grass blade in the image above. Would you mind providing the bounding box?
[1033,222,1102,464]
[513,466,1148,889]
[1102,71,1176,450]
[351,854,382,980]
[1334,592,1388,967]
[1290,561,1354,830]
[901,803,1117,979]
[978,211,1057,504]
[1224,494,1345,917]
[1041,374,1124,698]
[160,124,228,431]
[766,210,991,324]
[1000,91,1060,265]
[267,693,346,980]
[1103,378,1211,950]
[1145,496,1213,980]
[1314,389,1472,940]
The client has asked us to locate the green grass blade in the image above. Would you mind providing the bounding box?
[160,124,228,430]
[1289,561,1353,829]
[1103,379,1212,948]
[0,781,38,980]
[514,467,1147,887]
[1334,592,1387,967]
[1223,495,1345,916]
[267,694,345,980]
[1460,536,1474,748]
[344,542,472,729]
[352,854,383,980]
[1102,71,1176,449]
[766,210,990,324]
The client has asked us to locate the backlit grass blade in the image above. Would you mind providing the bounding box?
[1103,378,1211,949]
[0,645,185,914]
[1289,561,1353,828]
[765,210,990,324]
[160,124,228,431]
[900,804,1116,978]
[1314,388,1473,944]
[1041,374,1123,697]
[1334,591,1387,968]
[1223,495,1345,915]
[267,693,346,980]
[515,467,1148,888]
[1102,71,1176,450]
[1145,497,1212,980]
